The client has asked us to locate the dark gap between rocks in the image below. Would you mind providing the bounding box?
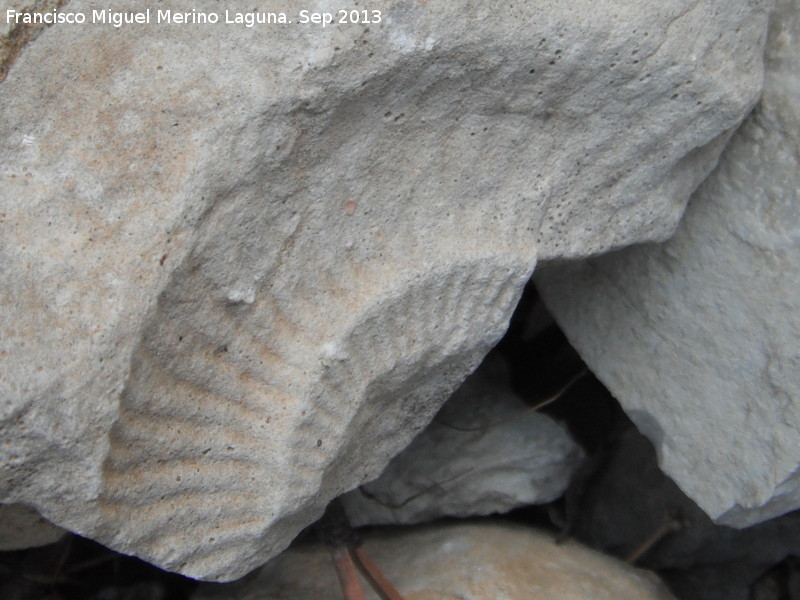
[2,282,798,600]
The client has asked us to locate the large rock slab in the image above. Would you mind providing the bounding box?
[536,0,798,528]
[0,0,769,580]
[193,522,677,600]
[341,358,583,525]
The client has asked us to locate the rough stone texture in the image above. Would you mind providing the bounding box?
[0,502,65,550]
[536,0,797,529]
[341,358,583,525]
[0,0,769,581]
[193,522,677,600]
[1,1,69,82]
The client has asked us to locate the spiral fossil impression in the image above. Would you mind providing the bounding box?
[98,252,530,579]
[0,0,770,583]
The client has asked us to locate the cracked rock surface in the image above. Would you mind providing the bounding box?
[0,0,769,580]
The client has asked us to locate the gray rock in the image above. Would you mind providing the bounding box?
[0,0,769,580]
[193,522,677,600]
[341,358,583,525]
[536,0,798,528]
[0,502,65,550]
[565,425,800,600]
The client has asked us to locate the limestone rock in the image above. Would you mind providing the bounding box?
[0,0,769,580]
[0,503,65,550]
[193,522,677,600]
[536,0,798,528]
[1,1,66,82]
[341,358,583,525]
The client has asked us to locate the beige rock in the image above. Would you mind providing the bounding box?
[1,0,65,82]
[0,0,769,580]
[194,522,677,600]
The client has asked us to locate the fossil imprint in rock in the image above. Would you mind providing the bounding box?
[0,0,770,581]
[99,254,531,577]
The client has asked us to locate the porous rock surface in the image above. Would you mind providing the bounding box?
[0,0,66,82]
[0,0,769,580]
[193,522,678,600]
[536,0,798,529]
[341,358,584,525]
